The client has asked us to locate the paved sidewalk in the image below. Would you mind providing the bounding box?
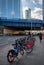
[17,36,44,65]
[0,36,44,65]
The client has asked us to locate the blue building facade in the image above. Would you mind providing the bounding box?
[0,0,20,19]
[0,19,44,28]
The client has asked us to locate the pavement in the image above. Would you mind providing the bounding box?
[0,36,44,65]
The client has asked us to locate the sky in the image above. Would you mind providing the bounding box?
[21,0,43,20]
[0,0,43,20]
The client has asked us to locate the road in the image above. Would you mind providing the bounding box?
[0,36,44,65]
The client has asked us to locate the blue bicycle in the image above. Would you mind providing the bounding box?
[7,40,24,63]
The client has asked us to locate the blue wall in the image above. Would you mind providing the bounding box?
[0,19,44,27]
[0,0,20,19]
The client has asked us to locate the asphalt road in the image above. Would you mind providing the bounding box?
[0,36,44,65]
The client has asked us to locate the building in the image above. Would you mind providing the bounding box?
[0,0,43,35]
[0,0,21,19]
[0,19,44,35]
[25,8,31,19]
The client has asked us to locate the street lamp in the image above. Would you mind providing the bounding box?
[11,11,15,18]
[0,12,2,17]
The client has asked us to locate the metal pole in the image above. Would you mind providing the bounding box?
[31,21,32,37]
[0,0,2,17]
[31,22,32,30]
[12,0,15,18]
[6,0,8,18]
[12,0,14,11]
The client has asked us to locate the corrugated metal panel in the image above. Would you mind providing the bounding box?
[0,19,43,23]
[0,19,44,27]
